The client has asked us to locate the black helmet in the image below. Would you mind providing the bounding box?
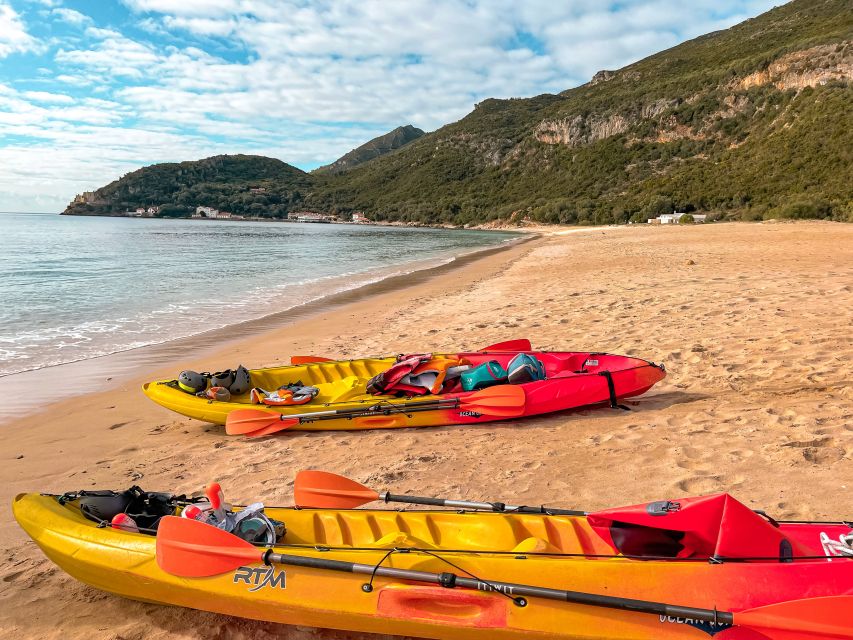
[229,365,252,395]
[178,370,208,394]
[210,369,236,388]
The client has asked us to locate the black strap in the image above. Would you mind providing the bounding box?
[598,371,630,411]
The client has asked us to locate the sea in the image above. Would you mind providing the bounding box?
[0,213,517,378]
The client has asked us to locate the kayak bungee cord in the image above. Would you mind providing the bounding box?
[362,546,528,607]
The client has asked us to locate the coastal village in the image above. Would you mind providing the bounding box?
[71,189,372,224]
[184,208,371,224]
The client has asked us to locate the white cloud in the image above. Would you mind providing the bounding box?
[0,2,38,57]
[51,8,93,26]
[22,90,74,103]
[1,0,784,211]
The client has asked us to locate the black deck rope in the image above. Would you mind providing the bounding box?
[361,547,524,606]
[413,548,528,606]
[362,547,399,593]
[268,542,850,563]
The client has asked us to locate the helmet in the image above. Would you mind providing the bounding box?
[210,369,236,388]
[178,370,208,394]
[229,365,252,395]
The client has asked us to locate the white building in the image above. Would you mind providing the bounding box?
[352,212,370,223]
[648,211,707,224]
[196,206,219,218]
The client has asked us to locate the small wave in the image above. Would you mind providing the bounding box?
[0,238,515,378]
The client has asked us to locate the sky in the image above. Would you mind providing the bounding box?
[0,0,781,212]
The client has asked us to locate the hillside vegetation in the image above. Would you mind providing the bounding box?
[313,125,425,174]
[64,0,853,224]
[66,155,313,218]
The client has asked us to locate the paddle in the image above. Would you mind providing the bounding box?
[155,517,850,638]
[480,338,531,351]
[294,470,586,515]
[225,385,526,436]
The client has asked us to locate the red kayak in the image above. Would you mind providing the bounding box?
[143,339,667,436]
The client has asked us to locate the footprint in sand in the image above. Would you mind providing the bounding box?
[676,474,744,494]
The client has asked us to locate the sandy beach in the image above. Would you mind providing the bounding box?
[1,220,851,640]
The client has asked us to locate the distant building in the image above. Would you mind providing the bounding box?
[135,207,146,214]
[293,211,332,223]
[217,211,232,219]
[196,206,219,218]
[648,211,706,224]
[146,206,159,216]
[352,212,370,223]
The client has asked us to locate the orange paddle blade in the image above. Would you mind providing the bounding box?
[294,470,380,509]
[290,355,334,365]
[736,596,853,639]
[461,385,526,417]
[481,339,531,351]
[155,516,261,578]
[225,409,286,435]
[244,418,299,438]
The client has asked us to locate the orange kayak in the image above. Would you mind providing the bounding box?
[13,486,853,639]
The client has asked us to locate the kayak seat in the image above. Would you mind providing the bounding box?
[319,376,371,403]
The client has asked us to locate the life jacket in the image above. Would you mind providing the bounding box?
[368,354,468,396]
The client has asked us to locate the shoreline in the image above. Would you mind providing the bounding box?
[0,233,535,423]
[1,221,850,640]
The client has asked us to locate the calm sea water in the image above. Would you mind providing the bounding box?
[0,214,516,376]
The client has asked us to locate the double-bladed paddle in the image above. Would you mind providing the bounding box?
[225,385,526,437]
[154,517,851,639]
[293,470,586,515]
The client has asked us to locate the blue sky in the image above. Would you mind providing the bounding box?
[0,0,781,212]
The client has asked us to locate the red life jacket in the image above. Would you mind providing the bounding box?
[367,354,466,396]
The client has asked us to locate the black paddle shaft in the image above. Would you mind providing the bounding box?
[263,551,734,624]
[381,492,586,516]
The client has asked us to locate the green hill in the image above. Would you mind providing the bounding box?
[64,0,853,224]
[313,125,426,174]
[64,155,314,218]
[317,0,852,224]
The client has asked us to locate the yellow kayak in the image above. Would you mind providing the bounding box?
[13,487,853,639]
[142,349,667,433]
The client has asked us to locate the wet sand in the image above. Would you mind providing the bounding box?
[1,220,851,639]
